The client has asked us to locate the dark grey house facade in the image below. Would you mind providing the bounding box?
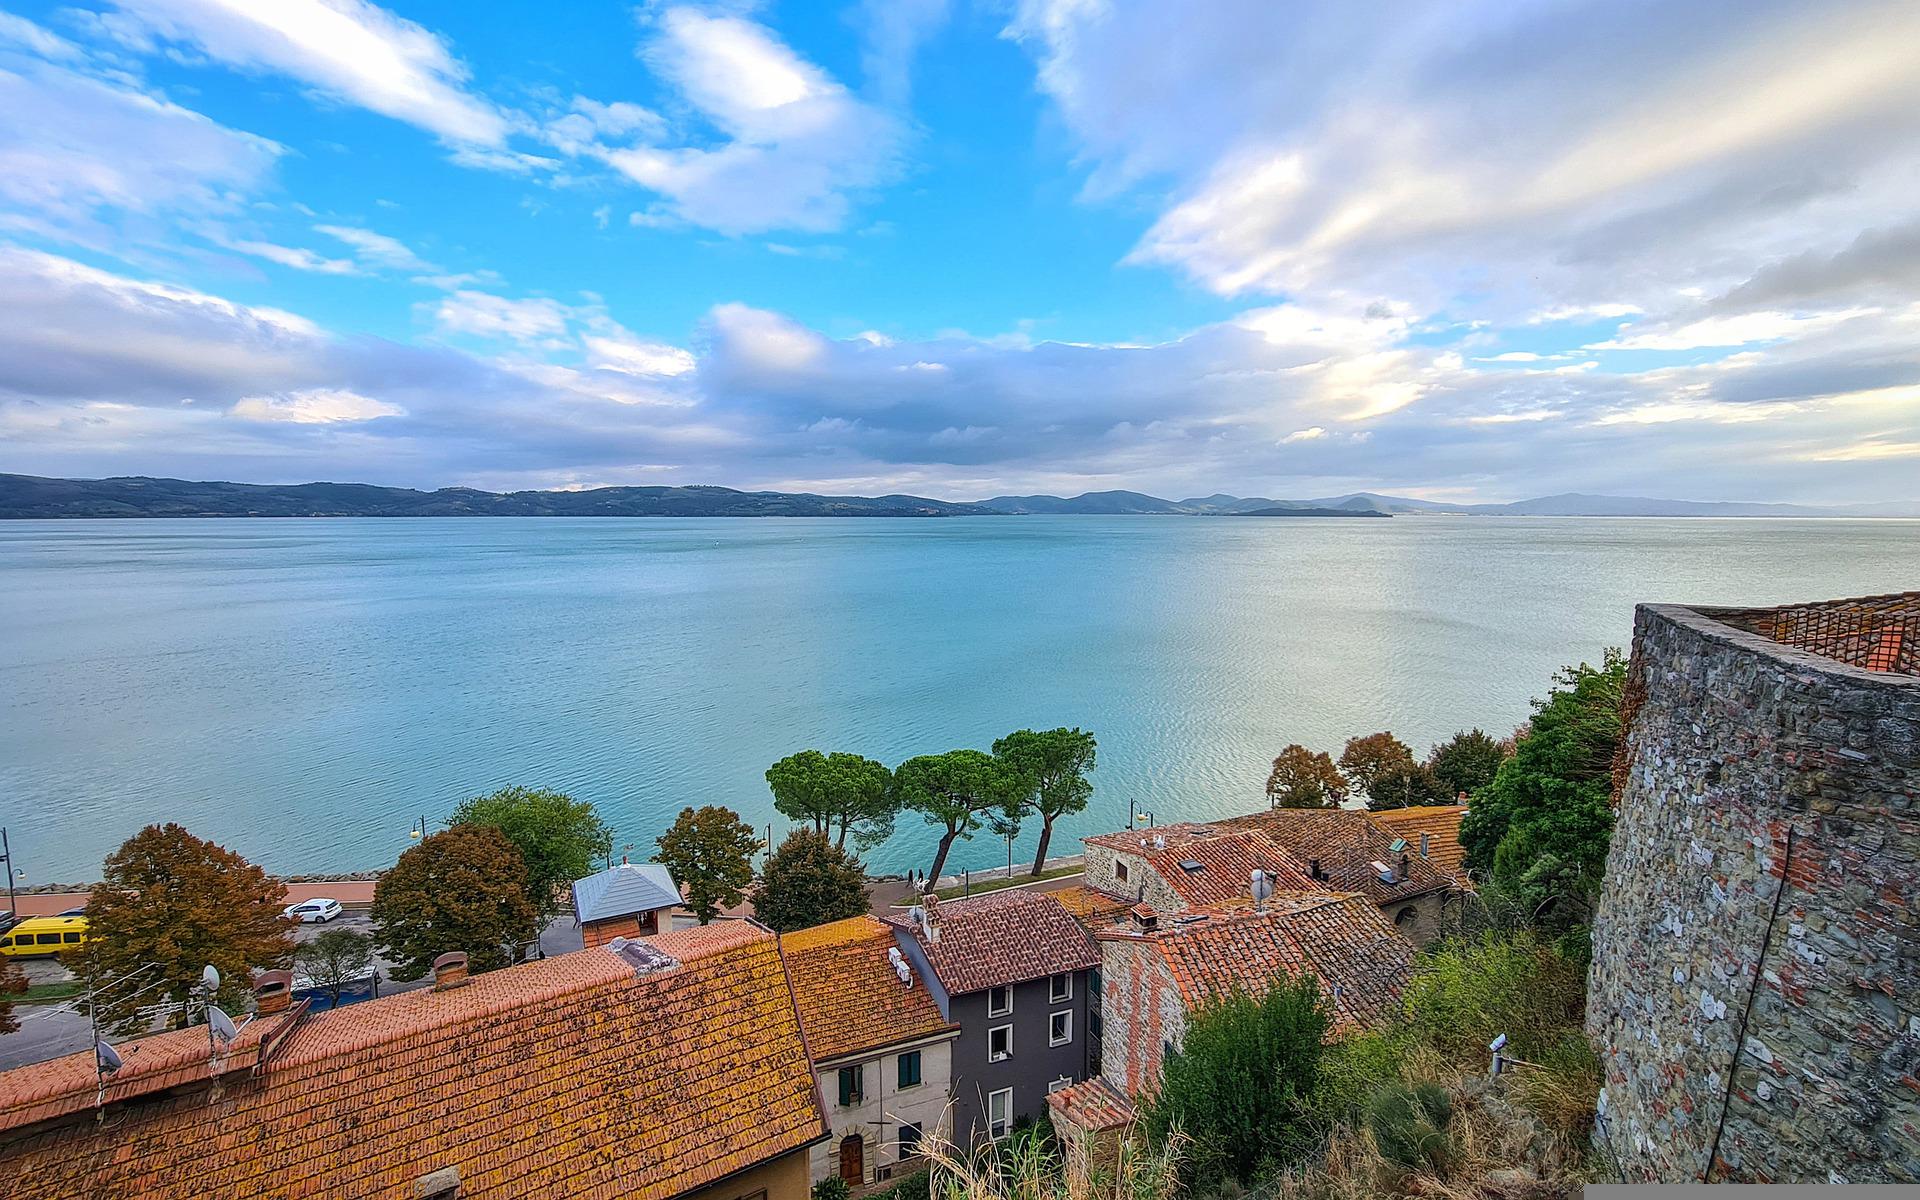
[886,890,1100,1147]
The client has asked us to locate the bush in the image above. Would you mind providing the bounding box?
[1399,931,1588,1066]
[812,1177,852,1200]
[1366,1082,1454,1172]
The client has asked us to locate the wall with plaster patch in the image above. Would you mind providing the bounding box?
[1587,598,1919,1183]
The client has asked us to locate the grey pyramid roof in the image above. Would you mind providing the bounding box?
[571,862,682,923]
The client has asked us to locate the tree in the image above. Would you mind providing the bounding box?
[1427,729,1510,799]
[0,956,25,1036]
[765,751,897,852]
[83,823,295,1033]
[1365,759,1448,809]
[993,727,1097,875]
[448,785,612,924]
[1460,651,1627,928]
[1338,732,1417,801]
[294,928,376,1005]
[655,805,760,924]
[755,829,872,932]
[371,824,539,980]
[890,749,1023,883]
[1140,974,1333,1187]
[1264,745,1348,809]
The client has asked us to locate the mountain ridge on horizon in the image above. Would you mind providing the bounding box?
[0,472,1911,519]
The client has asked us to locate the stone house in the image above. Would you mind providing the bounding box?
[885,891,1099,1148]
[1048,891,1414,1144]
[0,923,828,1200]
[1367,804,1472,885]
[781,916,959,1188]
[1080,824,1317,916]
[570,859,682,947]
[1588,593,1919,1183]
[1220,807,1457,943]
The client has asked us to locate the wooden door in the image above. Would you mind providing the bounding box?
[839,1134,863,1183]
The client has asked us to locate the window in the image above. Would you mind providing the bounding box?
[35,933,60,946]
[63,932,82,943]
[986,985,1012,1017]
[897,1050,922,1089]
[1115,859,1130,884]
[897,1121,924,1159]
[987,1087,1013,1139]
[988,1023,1013,1062]
[1048,1076,1074,1094]
[1049,1010,1073,1046]
[1048,972,1071,1002]
[837,1065,864,1107]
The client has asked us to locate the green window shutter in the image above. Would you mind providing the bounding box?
[897,1050,921,1088]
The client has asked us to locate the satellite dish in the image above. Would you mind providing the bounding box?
[208,1005,238,1044]
[1249,868,1274,903]
[96,1041,123,1073]
[200,964,221,993]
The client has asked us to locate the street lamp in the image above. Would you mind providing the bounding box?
[0,827,18,918]
[406,815,428,841]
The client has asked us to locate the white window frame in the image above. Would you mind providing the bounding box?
[986,985,1013,1017]
[987,1087,1014,1139]
[1049,1009,1073,1047]
[1048,972,1071,1003]
[1047,1076,1074,1094]
[988,1022,1014,1062]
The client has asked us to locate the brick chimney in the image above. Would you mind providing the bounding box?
[1307,857,1322,881]
[433,951,470,991]
[1420,832,1430,858]
[253,969,294,1016]
[1399,852,1411,882]
[1130,903,1157,932]
[920,893,941,944]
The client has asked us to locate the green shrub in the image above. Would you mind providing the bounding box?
[1366,1081,1454,1171]
[812,1177,852,1200]
[1399,930,1587,1064]
[874,1168,929,1200]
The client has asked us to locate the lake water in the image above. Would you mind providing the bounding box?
[1,516,1914,884]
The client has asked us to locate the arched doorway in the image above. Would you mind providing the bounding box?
[839,1134,864,1183]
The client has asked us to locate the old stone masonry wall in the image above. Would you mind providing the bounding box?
[1587,600,1919,1183]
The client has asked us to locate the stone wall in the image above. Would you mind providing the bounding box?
[1098,936,1188,1097]
[1587,600,1919,1183]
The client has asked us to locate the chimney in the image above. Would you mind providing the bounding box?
[1399,853,1411,882]
[1130,903,1157,933]
[253,969,294,1016]
[1419,832,1430,858]
[1307,857,1322,881]
[433,951,471,991]
[620,853,629,866]
[921,893,941,944]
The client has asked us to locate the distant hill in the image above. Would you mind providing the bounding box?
[1233,506,1391,518]
[983,490,1192,514]
[0,474,998,518]
[975,488,1905,517]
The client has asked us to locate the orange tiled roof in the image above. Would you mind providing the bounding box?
[1367,805,1470,876]
[1046,1077,1136,1134]
[780,916,955,1062]
[1144,829,1318,907]
[1050,884,1134,932]
[1220,808,1452,904]
[1099,892,1413,1033]
[0,923,827,1200]
[1083,820,1241,855]
[883,890,1098,995]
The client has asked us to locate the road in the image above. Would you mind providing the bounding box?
[0,913,585,1072]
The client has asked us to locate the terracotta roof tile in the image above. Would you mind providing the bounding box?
[1144,829,1318,907]
[1045,1077,1135,1133]
[780,917,955,1062]
[1219,808,1452,904]
[1050,885,1134,932]
[1098,893,1413,1033]
[0,923,826,1200]
[883,891,1098,995]
[1082,820,1240,855]
[1367,806,1470,877]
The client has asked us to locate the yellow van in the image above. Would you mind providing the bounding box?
[0,914,90,959]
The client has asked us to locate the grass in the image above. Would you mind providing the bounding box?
[14,979,84,1005]
[933,863,1084,901]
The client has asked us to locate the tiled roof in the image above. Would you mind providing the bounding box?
[1367,805,1470,877]
[1046,1077,1136,1133]
[1220,808,1452,904]
[1083,820,1241,854]
[572,860,682,922]
[1099,892,1413,1033]
[884,891,1099,995]
[1144,829,1318,907]
[780,916,956,1062]
[1050,884,1134,932]
[0,923,827,1200]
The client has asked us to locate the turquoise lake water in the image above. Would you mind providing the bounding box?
[1,516,1915,884]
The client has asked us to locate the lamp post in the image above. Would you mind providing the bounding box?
[0,827,17,919]
[406,815,428,842]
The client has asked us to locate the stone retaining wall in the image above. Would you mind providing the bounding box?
[1587,598,1919,1183]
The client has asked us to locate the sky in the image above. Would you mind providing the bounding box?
[0,0,1917,504]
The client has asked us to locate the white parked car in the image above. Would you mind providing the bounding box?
[283,898,343,924]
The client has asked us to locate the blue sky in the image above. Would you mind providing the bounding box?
[1,0,1917,503]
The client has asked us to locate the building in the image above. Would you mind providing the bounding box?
[1080,824,1317,916]
[1049,891,1414,1145]
[1219,807,1457,942]
[781,916,959,1187]
[0,923,827,1200]
[1367,804,1472,883]
[885,891,1099,1147]
[571,858,681,947]
[1588,593,1919,1184]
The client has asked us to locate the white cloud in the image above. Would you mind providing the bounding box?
[233,386,403,423]
[225,238,359,274]
[432,290,573,343]
[584,334,697,377]
[0,12,83,60]
[315,223,428,271]
[106,0,510,145]
[1281,426,1326,443]
[599,7,903,234]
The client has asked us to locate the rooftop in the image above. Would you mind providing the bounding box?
[1143,828,1318,907]
[1045,1076,1136,1134]
[1083,820,1242,854]
[884,890,1099,995]
[571,859,682,922]
[780,916,956,1063]
[1693,591,1917,675]
[1099,892,1414,1032]
[1218,807,1452,904]
[1367,805,1471,878]
[0,923,826,1200]
[1050,883,1135,931]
